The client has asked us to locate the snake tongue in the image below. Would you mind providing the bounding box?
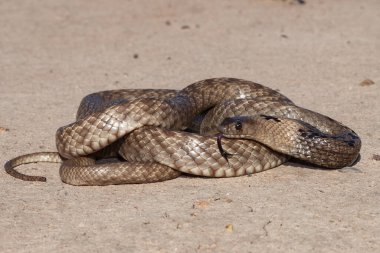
[216,133,233,161]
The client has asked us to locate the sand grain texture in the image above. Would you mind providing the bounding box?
[1,0,379,252]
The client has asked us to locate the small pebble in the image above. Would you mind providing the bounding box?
[372,154,380,161]
[192,199,210,209]
[359,79,375,86]
[0,127,9,133]
[225,224,233,232]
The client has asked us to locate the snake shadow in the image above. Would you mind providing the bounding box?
[177,155,363,181]
[284,154,362,172]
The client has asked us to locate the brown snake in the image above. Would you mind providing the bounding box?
[5,78,361,185]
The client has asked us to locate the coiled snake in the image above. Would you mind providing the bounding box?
[5,78,361,185]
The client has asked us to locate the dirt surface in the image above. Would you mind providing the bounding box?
[1,0,379,252]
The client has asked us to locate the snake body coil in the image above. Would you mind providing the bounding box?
[5,78,361,185]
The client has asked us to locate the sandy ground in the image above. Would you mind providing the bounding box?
[1,0,379,252]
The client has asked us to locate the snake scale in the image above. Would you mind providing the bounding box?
[5,78,361,185]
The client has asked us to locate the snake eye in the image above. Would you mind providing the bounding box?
[235,121,242,131]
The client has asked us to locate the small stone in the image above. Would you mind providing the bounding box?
[224,198,233,203]
[192,199,210,209]
[372,154,380,161]
[225,224,233,232]
[359,79,375,86]
[0,127,9,133]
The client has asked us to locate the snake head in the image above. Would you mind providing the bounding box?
[216,117,252,162]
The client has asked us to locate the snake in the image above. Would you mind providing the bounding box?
[4,78,361,186]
